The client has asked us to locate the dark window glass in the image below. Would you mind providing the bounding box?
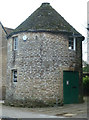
[13,70,17,82]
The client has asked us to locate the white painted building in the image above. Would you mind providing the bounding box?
[87,2,89,64]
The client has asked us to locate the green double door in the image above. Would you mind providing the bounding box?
[63,71,79,104]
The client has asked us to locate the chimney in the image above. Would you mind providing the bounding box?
[41,3,50,7]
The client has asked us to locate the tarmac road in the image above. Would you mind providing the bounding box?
[0,97,88,119]
[0,104,64,118]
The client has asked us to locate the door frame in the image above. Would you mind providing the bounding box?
[59,66,79,103]
[63,70,79,104]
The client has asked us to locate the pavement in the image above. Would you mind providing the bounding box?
[0,97,88,119]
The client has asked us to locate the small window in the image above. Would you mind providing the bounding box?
[13,70,17,82]
[13,37,18,50]
[69,37,76,50]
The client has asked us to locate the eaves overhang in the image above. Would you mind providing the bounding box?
[7,29,84,40]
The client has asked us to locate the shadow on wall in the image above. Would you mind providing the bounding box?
[2,86,6,100]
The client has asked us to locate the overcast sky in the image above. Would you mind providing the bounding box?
[0,0,88,61]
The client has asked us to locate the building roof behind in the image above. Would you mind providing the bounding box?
[4,27,13,35]
[0,22,13,35]
[10,3,84,38]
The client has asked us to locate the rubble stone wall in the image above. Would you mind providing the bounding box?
[6,32,82,106]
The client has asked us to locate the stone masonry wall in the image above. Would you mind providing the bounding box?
[0,24,2,99]
[2,28,7,99]
[0,24,7,100]
[6,32,82,106]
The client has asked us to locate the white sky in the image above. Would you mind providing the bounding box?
[0,0,88,61]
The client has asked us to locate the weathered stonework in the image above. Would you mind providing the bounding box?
[6,32,83,106]
[0,23,7,100]
[0,23,13,100]
[0,24,2,99]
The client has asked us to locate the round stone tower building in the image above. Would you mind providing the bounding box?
[6,3,84,107]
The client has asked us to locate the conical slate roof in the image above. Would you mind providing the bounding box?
[10,3,83,37]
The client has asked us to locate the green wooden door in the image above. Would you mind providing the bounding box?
[63,71,79,104]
